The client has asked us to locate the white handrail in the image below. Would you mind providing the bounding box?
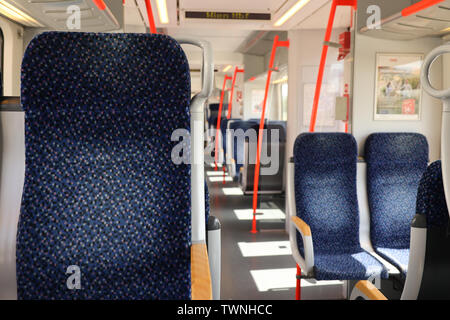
[176,38,214,243]
[421,43,450,218]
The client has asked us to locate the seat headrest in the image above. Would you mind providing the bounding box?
[229,120,258,131]
[294,133,357,164]
[365,133,429,164]
[22,32,190,118]
[249,123,287,142]
[417,161,449,228]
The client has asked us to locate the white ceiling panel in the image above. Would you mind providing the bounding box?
[295,1,353,30]
[136,0,178,28]
[167,27,252,52]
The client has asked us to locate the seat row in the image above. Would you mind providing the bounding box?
[218,118,287,194]
[288,132,450,299]
[0,32,219,300]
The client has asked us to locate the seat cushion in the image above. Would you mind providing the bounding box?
[314,250,389,280]
[416,161,449,228]
[376,248,409,276]
[294,133,388,280]
[229,120,258,178]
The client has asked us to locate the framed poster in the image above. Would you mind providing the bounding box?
[374,53,423,121]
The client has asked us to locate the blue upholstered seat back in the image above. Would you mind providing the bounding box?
[209,103,220,112]
[17,32,192,300]
[229,120,258,174]
[416,161,449,228]
[220,118,238,156]
[365,133,428,249]
[294,133,360,254]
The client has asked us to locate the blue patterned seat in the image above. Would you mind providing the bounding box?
[365,133,428,277]
[413,161,450,299]
[228,120,259,178]
[16,32,201,300]
[416,161,449,228]
[220,117,237,164]
[294,133,388,280]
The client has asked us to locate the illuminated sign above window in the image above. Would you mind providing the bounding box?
[185,11,271,21]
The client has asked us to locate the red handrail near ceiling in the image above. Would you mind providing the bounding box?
[402,0,444,16]
[215,75,233,171]
[308,0,357,133]
[309,0,444,132]
[144,0,157,34]
[92,0,106,10]
[251,35,289,234]
[227,67,245,119]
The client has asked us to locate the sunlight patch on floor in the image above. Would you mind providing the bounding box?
[233,209,285,221]
[250,268,296,292]
[238,241,291,257]
[209,163,222,168]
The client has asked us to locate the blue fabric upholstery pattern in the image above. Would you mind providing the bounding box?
[365,133,428,276]
[294,133,388,280]
[416,161,449,228]
[220,118,237,164]
[208,115,219,129]
[209,104,220,112]
[17,32,193,300]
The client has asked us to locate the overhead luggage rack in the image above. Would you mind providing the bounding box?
[359,0,450,40]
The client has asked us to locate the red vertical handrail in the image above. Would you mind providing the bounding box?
[309,0,357,133]
[251,36,289,234]
[309,0,337,133]
[227,67,245,119]
[344,83,350,133]
[144,0,157,34]
[295,264,302,300]
[215,75,233,171]
[92,0,106,10]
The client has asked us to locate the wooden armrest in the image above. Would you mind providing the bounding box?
[355,281,387,300]
[291,216,311,236]
[191,243,212,300]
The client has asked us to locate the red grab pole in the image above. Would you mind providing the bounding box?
[402,0,444,16]
[215,75,233,171]
[144,0,157,34]
[92,0,106,10]
[251,36,289,234]
[309,0,357,133]
[296,264,302,300]
[227,67,245,119]
[309,0,337,133]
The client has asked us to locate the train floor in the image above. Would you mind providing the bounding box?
[206,164,346,300]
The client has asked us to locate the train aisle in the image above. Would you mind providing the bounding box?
[206,166,345,300]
